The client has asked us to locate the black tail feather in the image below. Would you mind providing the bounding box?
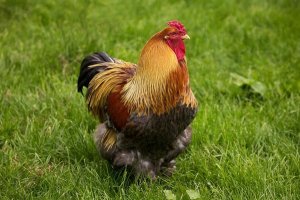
[77,52,115,94]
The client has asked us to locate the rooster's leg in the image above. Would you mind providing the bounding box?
[160,126,192,175]
[94,124,192,179]
[113,149,157,179]
[93,123,117,163]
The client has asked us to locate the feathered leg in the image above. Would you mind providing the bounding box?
[93,123,117,162]
[160,126,192,176]
[93,124,137,169]
[94,124,192,179]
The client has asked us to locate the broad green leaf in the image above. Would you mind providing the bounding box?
[186,189,200,199]
[230,73,251,86]
[230,73,266,97]
[163,190,176,200]
[252,81,266,96]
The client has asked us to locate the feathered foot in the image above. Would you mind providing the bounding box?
[160,126,192,176]
[93,123,117,162]
[93,124,192,179]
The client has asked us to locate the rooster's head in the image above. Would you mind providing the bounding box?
[162,20,190,61]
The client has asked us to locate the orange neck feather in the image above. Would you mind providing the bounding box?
[122,30,190,114]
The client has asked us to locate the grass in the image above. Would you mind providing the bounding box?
[0,0,299,199]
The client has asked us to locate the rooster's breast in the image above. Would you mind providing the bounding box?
[120,103,197,153]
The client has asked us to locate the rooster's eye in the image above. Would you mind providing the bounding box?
[165,32,178,39]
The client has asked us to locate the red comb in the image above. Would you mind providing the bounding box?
[167,20,186,33]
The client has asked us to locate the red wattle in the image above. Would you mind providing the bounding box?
[166,39,186,61]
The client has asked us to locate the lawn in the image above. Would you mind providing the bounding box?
[0,0,299,199]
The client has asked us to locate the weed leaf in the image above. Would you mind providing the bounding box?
[186,189,200,199]
[163,190,176,200]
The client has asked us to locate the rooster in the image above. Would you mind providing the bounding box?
[77,20,198,178]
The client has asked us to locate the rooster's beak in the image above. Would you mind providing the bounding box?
[182,34,190,40]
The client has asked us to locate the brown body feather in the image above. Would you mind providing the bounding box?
[87,62,135,121]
